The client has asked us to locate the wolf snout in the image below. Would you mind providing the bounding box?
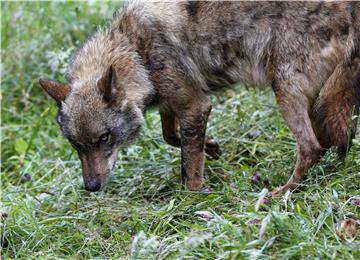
[84,179,102,192]
[79,152,113,191]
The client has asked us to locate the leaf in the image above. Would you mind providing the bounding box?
[259,214,271,239]
[336,218,359,241]
[167,199,175,212]
[255,188,269,211]
[14,138,28,155]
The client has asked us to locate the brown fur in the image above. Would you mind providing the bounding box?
[40,1,360,194]
[314,58,360,155]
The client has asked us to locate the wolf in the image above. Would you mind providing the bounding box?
[40,1,360,194]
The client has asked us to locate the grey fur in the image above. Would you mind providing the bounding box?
[40,1,360,193]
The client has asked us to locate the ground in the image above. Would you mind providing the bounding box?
[1,2,359,259]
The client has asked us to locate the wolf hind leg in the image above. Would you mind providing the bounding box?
[312,60,360,157]
[271,78,323,195]
[204,136,222,160]
[160,110,222,159]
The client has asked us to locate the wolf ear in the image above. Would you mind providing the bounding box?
[97,66,115,102]
[39,79,70,105]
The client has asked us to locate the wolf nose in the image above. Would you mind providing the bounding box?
[84,180,101,192]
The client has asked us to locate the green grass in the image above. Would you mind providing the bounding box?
[1,2,360,259]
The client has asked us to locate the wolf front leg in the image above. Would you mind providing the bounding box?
[160,110,181,147]
[160,110,222,159]
[271,78,323,195]
[175,100,212,191]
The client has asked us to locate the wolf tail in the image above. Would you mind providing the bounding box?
[314,34,360,156]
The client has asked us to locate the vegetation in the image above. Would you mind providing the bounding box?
[1,2,359,259]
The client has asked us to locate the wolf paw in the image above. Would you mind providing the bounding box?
[270,187,287,196]
[270,183,297,196]
[205,137,222,159]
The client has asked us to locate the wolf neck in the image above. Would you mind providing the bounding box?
[66,28,155,112]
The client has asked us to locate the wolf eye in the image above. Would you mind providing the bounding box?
[99,133,110,143]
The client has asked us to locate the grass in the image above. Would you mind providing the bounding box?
[1,2,359,259]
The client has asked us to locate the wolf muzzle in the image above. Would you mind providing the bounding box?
[79,152,112,192]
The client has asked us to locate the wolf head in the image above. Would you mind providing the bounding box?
[40,64,149,191]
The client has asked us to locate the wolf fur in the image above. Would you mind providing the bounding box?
[40,1,360,193]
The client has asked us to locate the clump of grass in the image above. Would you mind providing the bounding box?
[1,2,359,259]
